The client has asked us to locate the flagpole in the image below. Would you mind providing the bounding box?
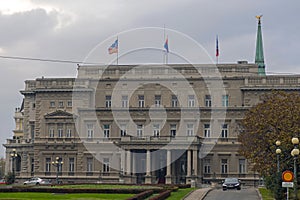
[117,36,119,65]
[216,35,219,64]
[163,24,166,65]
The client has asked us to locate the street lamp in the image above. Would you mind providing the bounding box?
[10,149,17,178]
[51,157,63,184]
[276,140,282,173]
[291,137,299,200]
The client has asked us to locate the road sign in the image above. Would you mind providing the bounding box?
[282,170,294,182]
[282,182,294,188]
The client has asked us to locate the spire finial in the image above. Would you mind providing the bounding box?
[255,14,265,75]
[256,15,263,24]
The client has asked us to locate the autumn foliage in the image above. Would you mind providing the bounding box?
[239,91,300,176]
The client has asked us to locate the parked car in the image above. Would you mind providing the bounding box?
[0,179,6,185]
[23,177,49,185]
[222,178,241,191]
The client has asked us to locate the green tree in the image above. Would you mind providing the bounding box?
[238,91,300,199]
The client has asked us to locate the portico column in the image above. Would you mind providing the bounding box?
[193,150,198,176]
[126,150,131,175]
[146,150,151,175]
[145,150,151,184]
[187,150,191,176]
[166,150,171,176]
[166,149,172,184]
[121,150,125,173]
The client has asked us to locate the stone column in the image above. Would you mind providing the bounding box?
[186,150,191,184]
[120,150,126,179]
[126,150,131,175]
[193,150,198,176]
[166,149,172,184]
[187,150,191,176]
[146,150,151,175]
[145,150,152,184]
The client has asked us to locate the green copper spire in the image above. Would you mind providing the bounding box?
[255,15,266,75]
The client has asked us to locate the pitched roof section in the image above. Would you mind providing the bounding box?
[44,110,75,119]
[255,15,266,76]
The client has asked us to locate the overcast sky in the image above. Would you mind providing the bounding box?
[0,0,299,157]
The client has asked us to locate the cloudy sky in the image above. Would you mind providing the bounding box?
[0,0,299,157]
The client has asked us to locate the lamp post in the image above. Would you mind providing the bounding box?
[10,149,17,178]
[51,157,63,184]
[276,140,281,173]
[291,137,299,200]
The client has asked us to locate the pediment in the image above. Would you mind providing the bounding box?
[44,110,75,119]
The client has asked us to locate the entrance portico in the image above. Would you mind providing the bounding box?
[118,136,201,184]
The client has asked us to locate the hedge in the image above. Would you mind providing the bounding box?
[149,190,171,200]
[126,190,154,200]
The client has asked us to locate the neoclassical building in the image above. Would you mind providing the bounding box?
[4,18,299,185]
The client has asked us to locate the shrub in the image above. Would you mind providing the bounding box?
[149,190,171,200]
[126,190,153,200]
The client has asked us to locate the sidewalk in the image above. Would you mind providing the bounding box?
[183,187,212,200]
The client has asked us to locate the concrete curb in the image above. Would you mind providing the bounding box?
[182,189,196,200]
[200,188,213,200]
[183,187,213,200]
[256,188,263,200]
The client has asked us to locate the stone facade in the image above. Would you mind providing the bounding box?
[4,63,300,185]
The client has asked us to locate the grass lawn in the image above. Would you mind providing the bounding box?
[166,188,195,200]
[0,192,134,200]
[258,188,274,200]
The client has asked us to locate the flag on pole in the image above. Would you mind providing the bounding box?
[164,37,169,53]
[108,39,118,54]
[216,35,219,57]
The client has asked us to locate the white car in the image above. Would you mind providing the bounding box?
[23,177,46,185]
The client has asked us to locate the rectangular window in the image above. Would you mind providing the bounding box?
[155,95,161,107]
[69,158,75,172]
[153,124,160,137]
[203,159,211,174]
[50,101,55,107]
[103,158,110,172]
[171,95,178,107]
[187,123,194,136]
[188,95,195,107]
[121,95,128,108]
[45,158,51,172]
[138,95,144,108]
[58,125,63,138]
[49,128,55,138]
[67,101,72,107]
[205,95,212,107]
[66,129,72,138]
[221,124,228,138]
[105,95,112,108]
[204,124,211,138]
[58,101,64,108]
[30,124,35,140]
[221,159,228,174]
[87,124,94,139]
[87,157,93,172]
[239,159,246,174]
[103,124,110,138]
[137,124,143,137]
[120,124,127,137]
[170,124,177,137]
[222,95,229,107]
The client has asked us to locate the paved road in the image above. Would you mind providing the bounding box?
[203,188,260,200]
